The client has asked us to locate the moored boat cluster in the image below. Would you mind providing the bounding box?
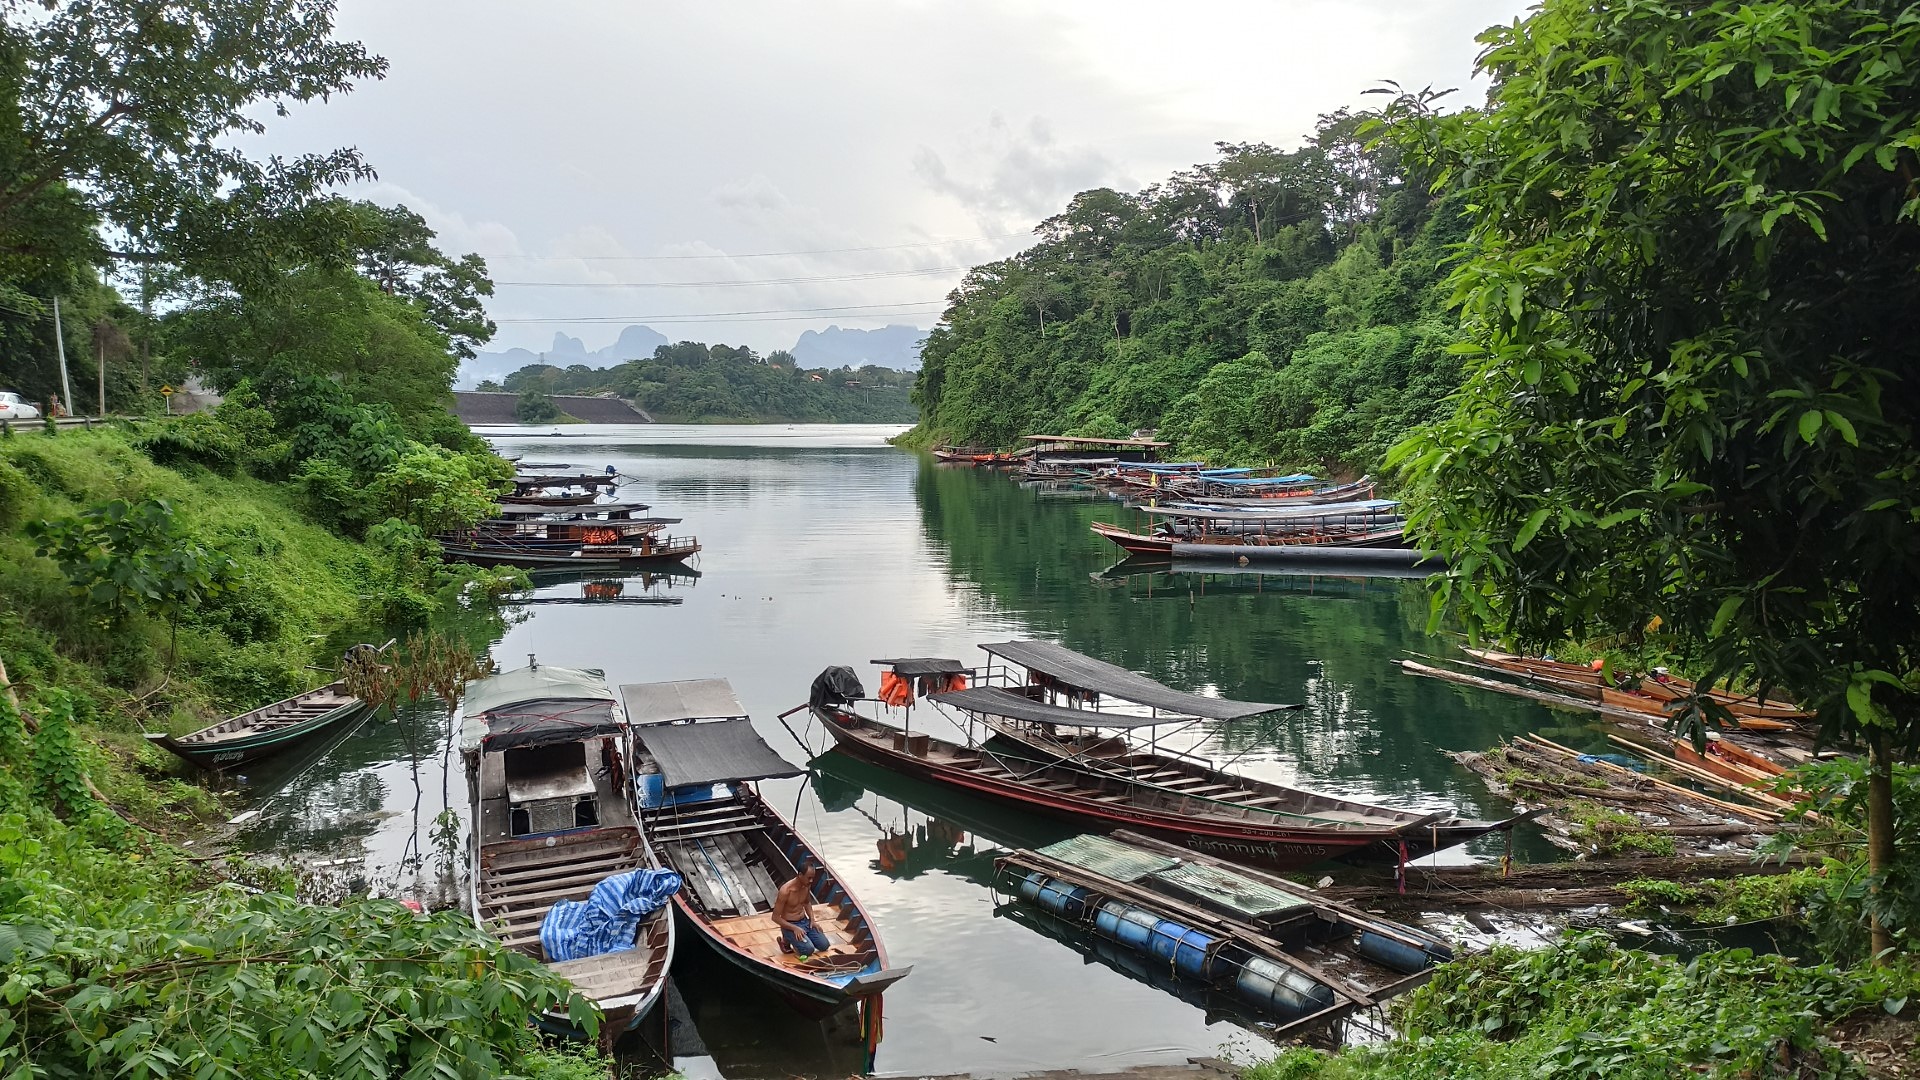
[935,435,1431,567]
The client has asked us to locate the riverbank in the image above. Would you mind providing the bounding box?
[0,418,618,1077]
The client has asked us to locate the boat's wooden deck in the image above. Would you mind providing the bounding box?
[707,902,874,970]
[478,828,648,953]
[182,689,357,743]
[648,794,878,972]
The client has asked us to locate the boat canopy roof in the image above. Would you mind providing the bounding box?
[495,500,652,516]
[977,640,1293,720]
[634,717,801,788]
[930,686,1177,729]
[1194,473,1318,486]
[1022,434,1170,448]
[620,679,748,726]
[1131,462,1209,472]
[871,657,970,677]
[1143,499,1399,522]
[460,665,620,752]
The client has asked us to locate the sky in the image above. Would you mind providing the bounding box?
[246,0,1534,356]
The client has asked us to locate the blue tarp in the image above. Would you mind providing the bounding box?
[539,868,682,962]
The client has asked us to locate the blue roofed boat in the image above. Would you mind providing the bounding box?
[622,679,911,1020]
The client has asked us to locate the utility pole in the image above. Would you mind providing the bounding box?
[97,333,106,418]
[51,296,72,413]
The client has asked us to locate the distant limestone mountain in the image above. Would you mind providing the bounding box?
[789,324,925,371]
[456,321,926,388]
[456,326,670,388]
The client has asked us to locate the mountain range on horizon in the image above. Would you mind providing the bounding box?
[456,323,926,389]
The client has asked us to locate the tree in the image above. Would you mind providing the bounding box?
[514,390,560,424]
[348,202,496,360]
[1,0,385,283]
[27,497,235,667]
[1378,0,1920,957]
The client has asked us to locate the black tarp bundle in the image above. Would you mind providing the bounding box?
[809,666,866,710]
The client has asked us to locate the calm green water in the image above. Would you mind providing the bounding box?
[235,424,1568,1078]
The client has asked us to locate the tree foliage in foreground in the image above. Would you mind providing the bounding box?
[1379,0,1920,954]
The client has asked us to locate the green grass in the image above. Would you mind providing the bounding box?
[0,429,410,832]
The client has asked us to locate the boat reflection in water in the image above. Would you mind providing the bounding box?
[515,566,703,607]
[809,754,1349,1044]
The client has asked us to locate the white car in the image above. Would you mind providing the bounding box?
[0,392,41,420]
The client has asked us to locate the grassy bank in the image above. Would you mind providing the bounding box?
[0,423,623,1077]
[1247,933,1916,1079]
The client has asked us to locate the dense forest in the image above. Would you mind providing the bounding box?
[481,342,918,423]
[911,113,1464,474]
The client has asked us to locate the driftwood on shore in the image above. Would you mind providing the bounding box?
[1321,852,1814,910]
[1450,733,1787,858]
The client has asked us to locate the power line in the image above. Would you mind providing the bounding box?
[481,232,1029,262]
[496,307,947,326]
[493,300,948,324]
[494,266,971,289]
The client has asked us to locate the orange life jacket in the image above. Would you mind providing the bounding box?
[878,670,914,707]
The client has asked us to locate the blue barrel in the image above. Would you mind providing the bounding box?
[1015,872,1090,919]
[1356,930,1438,974]
[1147,919,1217,981]
[1093,900,1160,951]
[1233,956,1336,1018]
[636,771,665,809]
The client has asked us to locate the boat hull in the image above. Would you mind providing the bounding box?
[149,699,373,771]
[815,709,1390,870]
[440,542,700,569]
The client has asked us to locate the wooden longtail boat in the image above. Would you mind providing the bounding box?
[148,679,374,771]
[998,832,1451,1037]
[461,664,675,1041]
[506,491,602,507]
[1178,478,1378,507]
[1090,520,1174,556]
[807,699,1411,870]
[932,446,1014,465]
[623,680,909,1018]
[951,640,1526,861]
[440,534,700,569]
[1090,521,1408,556]
[985,723,1529,862]
[1461,648,1809,725]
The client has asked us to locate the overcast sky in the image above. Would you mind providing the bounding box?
[248,0,1532,356]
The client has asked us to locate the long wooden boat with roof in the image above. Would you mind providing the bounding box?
[461,662,675,1042]
[962,640,1529,861]
[622,679,910,1019]
[440,532,700,569]
[803,659,1418,870]
[149,679,375,772]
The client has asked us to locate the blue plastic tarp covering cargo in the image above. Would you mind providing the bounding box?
[539,868,682,961]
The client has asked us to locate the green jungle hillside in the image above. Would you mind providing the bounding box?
[910,113,1463,474]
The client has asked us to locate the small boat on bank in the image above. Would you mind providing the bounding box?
[622,679,910,1018]
[148,674,376,771]
[461,663,675,1041]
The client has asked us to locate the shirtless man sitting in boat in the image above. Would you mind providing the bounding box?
[773,865,832,958]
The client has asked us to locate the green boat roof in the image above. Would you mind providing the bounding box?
[1035,833,1313,921]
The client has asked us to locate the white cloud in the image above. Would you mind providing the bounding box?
[243,0,1532,353]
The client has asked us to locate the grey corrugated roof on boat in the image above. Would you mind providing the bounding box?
[459,665,619,752]
[929,686,1185,729]
[634,717,802,787]
[871,657,970,676]
[976,640,1293,719]
[1035,834,1179,882]
[620,679,748,726]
